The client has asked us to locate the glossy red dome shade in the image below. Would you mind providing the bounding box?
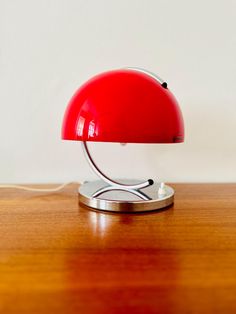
[61,68,184,143]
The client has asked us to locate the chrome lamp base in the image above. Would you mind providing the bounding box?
[79,180,174,213]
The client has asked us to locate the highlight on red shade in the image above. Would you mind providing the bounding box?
[61,68,184,144]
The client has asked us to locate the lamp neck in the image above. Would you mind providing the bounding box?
[81,141,154,191]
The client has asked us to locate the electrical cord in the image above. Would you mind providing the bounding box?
[0,182,78,192]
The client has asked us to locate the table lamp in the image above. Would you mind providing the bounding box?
[62,68,184,212]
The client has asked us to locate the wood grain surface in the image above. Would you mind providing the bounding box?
[0,183,236,314]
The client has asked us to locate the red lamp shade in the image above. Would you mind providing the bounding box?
[62,68,184,143]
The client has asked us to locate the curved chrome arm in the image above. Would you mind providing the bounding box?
[125,67,168,88]
[92,185,152,200]
[82,141,154,190]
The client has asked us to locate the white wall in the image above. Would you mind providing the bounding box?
[0,0,235,184]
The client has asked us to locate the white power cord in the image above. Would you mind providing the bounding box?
[0,182,78,192]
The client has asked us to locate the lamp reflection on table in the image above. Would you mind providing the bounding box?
[89,210,109,237]
[65,202,178,313]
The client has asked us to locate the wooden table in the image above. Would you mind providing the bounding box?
[0,184,236,313]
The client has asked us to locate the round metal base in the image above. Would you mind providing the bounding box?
[79,180,174,213]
